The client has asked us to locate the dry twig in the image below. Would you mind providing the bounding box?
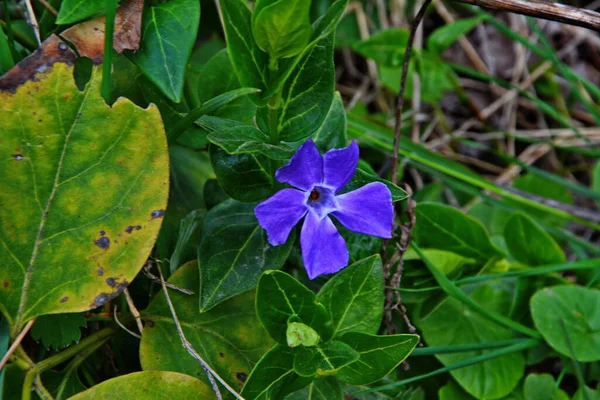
[0,319,35,371]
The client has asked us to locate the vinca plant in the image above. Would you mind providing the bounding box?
[1,0,600,399]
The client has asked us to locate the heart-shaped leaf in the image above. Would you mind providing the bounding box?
[317,255,384,337]
[257,270,333,344]
[531,285,600,362]
[140,261,273,391]
[69,371,215,399]
[198,200,294,311]
[0,53,168,333]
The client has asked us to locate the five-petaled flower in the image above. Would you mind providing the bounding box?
[254,139,394,279]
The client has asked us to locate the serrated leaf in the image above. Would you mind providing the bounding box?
[140,262,273,392]
[427,15,488,54]
[208,126,294,160]
[56,0,104,24]
[198,200,294,311]
[129,0,200,102]
[257,270,333,344]
[220,0,269,106]
[413,202,506,262]
[252,0,312,60]
[277,32,335,142]
[0,61,168,333]
[311,92,347,152]
[69,371,215,399]
[504,212,566,266]
[293,341,360,377]
[343,168,408,202]
[336,332,419,385]
[317,255,384,337]
[30,313,86,349]
[531,285,600,362]
[285,377,343,400]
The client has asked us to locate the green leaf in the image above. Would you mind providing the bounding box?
[169,210,204,273]
[0,63,168,332]
[530,285,600,362]
[278,32,335,142]
[193,49,257,122]
[285,377,343,400]
[504,212,566,266]
[208,126,294,160]
[140,262,273,391]
[69,371,215,399]
[209,145,274,203]
[317,255,384,337]
[0,317,8,396]
[287,322,321,348]
[129,0,200,102]
[523,374,569,400]
[418,285,525,399]
[257,270,333,344]
[0,26,14,74]
[438,381,474,400]
[294,341,360,377]
[413,202,506,261]
[198,201,294,311]
[220,0,269,106]
[427,15,488,54]
[252,0,312,60]
[573,386,600,400]
[30,313,86,349]
[343,168,408,202]
[311,92,347,152]
[56,0,104,24]
[592,161,600,208]
[352,29,410,67]
[336,332,419,385]
[241,344,310,400]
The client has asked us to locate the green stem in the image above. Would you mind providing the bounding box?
[55,339,109,400]
[101,0,118,102]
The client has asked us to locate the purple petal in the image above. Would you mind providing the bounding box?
[331,182,393,238]
[323,140,359,192]
[301,212,349,279]
[275,140,323,191]
[255,189,308,245]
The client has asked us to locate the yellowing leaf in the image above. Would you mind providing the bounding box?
[0,58,169,334]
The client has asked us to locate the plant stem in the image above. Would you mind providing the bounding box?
[101,0,118,102]
[0,319,35,370]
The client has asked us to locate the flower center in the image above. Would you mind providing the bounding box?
[306,186,337,219]
[309,189,320,201]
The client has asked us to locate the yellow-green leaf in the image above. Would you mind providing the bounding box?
[0,61,169,334]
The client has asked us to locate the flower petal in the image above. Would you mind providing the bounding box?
[301,212,349,279]
[323,140,359,192]
[255,189,308,245]
[275,140,323,190]
[331,182,393,238]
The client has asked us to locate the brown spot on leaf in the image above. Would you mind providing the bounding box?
[135,225,141,230]
[2,280,9,289]
[97,266,104,276]
[91,280,129,308]
[219,352,224,358]
[94,236,110,249]
[146,320,155,328]
[13,154,24,160]
[236,372,247,383]
[106,277,117,287]
[125,226,134,234]
[151,210,165,219]
[60,296,68,303]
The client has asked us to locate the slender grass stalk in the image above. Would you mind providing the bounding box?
[101,0,118,102]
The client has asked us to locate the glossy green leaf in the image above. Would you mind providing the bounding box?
[343,168,408,202]
[56,0,104,24]
[311,92,347,152]
[140,262,273,391]
[427,15,488,54]
[285,377,343,400]
[438,381,474,400]
[523,374,569,400]
[209,145,274,203]
[252,0,312,60]
[220,0,269,106]
[413,202,506,261]
[208,125,294,160]
[294,341,360,377]
[352,29,409,67]
[336,332,418,385]
[69,371,215,399]
[129,0,200,102]
[418,285,525,399]
[198,201,294,311]
[530,285,600,362]
[257,270,333,344]
[504,212,566,266]
[193,49,257,122]
[30,313,86,349]
[287,322,321,348]
[317,255,384,337]
[278,32,335,142]
[0,63,168,333]
[241,344,309,400]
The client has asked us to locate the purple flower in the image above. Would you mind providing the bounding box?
[254,140,394,279]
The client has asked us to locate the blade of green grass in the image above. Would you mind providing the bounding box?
[411,339,530,356]
[0,24,14,73]
[101,0,118,102]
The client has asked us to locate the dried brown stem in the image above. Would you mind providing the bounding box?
[0,319,35,372]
